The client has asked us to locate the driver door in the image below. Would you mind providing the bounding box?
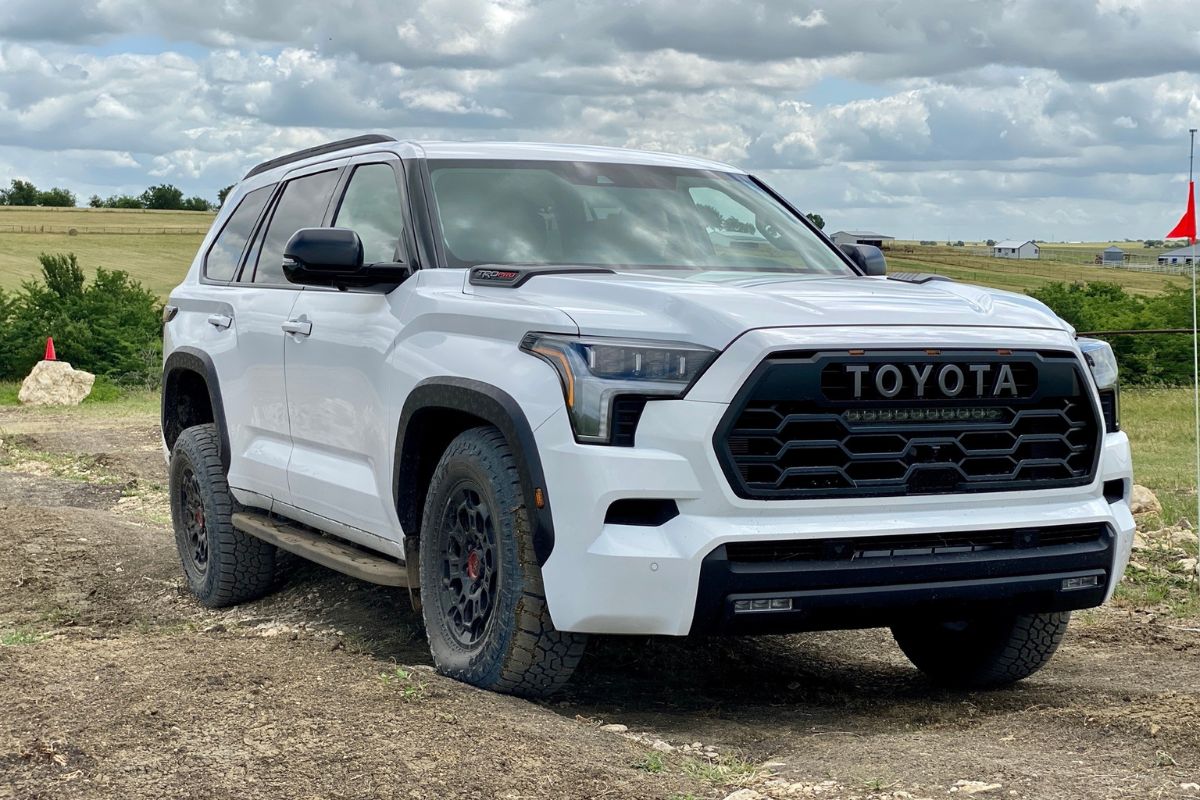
[283,157,415,542]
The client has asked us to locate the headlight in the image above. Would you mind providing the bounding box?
[521,333,717,444]
[1078,337,1119,431]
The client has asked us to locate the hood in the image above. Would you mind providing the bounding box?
[469,271,1071,350]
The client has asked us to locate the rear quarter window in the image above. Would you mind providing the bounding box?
[203,185,273,282]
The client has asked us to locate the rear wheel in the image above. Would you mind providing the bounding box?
[892,611,1070,688]
[419,426,586,697]
[169,424,278,608]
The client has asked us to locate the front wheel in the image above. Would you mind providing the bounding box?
[892,611,1070,688]
[169,424,278,608]
[418,426,586,697]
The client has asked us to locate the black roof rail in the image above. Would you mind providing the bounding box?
[242,134,398,180]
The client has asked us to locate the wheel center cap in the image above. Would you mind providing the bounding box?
[466,550,482,581]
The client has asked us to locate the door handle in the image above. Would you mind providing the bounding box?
[281,319,312,336]
[207,314,232,329]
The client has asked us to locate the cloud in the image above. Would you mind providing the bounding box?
[0,0,1196,239]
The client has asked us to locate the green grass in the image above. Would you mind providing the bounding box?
[634,752,667,774]
[377,667,425,699]
[1123,387,1196,527]
[681,755,762,786]
[0,380,158,411]
[1,629,42,646]
[0,207,212,298]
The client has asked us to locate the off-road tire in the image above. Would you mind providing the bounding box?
[169,424,277,608]
[419,426,586,697]
[892,611,1070,689]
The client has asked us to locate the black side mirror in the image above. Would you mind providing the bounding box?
[283,228,412,290]
[839,243,887,276]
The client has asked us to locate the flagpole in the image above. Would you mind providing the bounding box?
[1190,127,1199,583]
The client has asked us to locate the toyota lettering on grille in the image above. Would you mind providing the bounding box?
[845,362,1020,400]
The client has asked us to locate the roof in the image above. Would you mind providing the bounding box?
[240,137,749,185]
[1161,244,1200,257]
[831,230,895,239]
[415,141,745,172]
[993,240,1038,249]
[1103,245,1125,253]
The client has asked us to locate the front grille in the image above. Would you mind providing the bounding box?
[724,523,1107,563]
[715,350,1101,499]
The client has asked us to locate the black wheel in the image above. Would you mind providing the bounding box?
[419,426,586,697]
[169,424,277,608]
[892,611,1070,689]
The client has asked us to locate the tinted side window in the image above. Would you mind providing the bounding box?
[334,164,406,264]
[253,169,339,284]
[204,185,272,281]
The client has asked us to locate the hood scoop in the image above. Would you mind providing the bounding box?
[887,272,952,285]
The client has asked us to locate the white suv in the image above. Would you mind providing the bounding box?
[162,135,1134,696]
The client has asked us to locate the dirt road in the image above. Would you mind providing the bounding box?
[2,404,1199,799]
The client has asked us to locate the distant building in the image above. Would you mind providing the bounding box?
[1101,245,1125,264]
[992,240,1040,260]
[830,230,895,248]
[1157,244,1200,267]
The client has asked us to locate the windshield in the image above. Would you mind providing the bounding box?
[427,160,851,277]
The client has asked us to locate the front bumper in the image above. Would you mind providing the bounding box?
[534,327,1135,636]
[691,524,1114,634]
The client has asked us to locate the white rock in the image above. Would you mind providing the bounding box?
[651,739,674,752]
[598,724,628,734]
[1176,557,1198,575]
[1132,532,1149,551]
[1168,530,1198,550]
[1130,485,1162,515]
[950,781,1002,795]
[18,360,95,406]
[722,790,764,800]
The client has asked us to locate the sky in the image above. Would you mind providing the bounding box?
[0,0,1198,241]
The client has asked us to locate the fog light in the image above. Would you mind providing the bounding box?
[733,597,793,613]
[1062,575,1100,591]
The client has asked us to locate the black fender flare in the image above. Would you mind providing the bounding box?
[162,347,231,472]
[394,377,555,565]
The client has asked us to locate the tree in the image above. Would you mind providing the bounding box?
[986,239,996,247]
[88,195,104,208]
[805,212,825,230]
[139,183,185,210]
[105,194,144,209]
[217,184,234,209]
[181,196,213,212]
[0,179,39,206]
[37,187,76,207]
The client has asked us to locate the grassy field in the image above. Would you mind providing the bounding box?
[1122,387,1196,525]
[0,207,211,297]
[887,246,1187,296]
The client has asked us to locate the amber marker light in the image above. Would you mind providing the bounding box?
[533,345,576,408]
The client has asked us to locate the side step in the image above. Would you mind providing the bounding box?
[232,511,409,587]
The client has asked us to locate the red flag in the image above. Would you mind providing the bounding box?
[1167,181,1197,243]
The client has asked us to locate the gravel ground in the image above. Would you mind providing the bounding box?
[2,404,1199,800]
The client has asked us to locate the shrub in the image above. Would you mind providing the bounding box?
[0,253,162,386]
[1029,281,1198,385]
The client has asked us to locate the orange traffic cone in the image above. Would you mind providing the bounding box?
[44,337,56,361]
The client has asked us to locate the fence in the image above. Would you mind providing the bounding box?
[0,224,210,235]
